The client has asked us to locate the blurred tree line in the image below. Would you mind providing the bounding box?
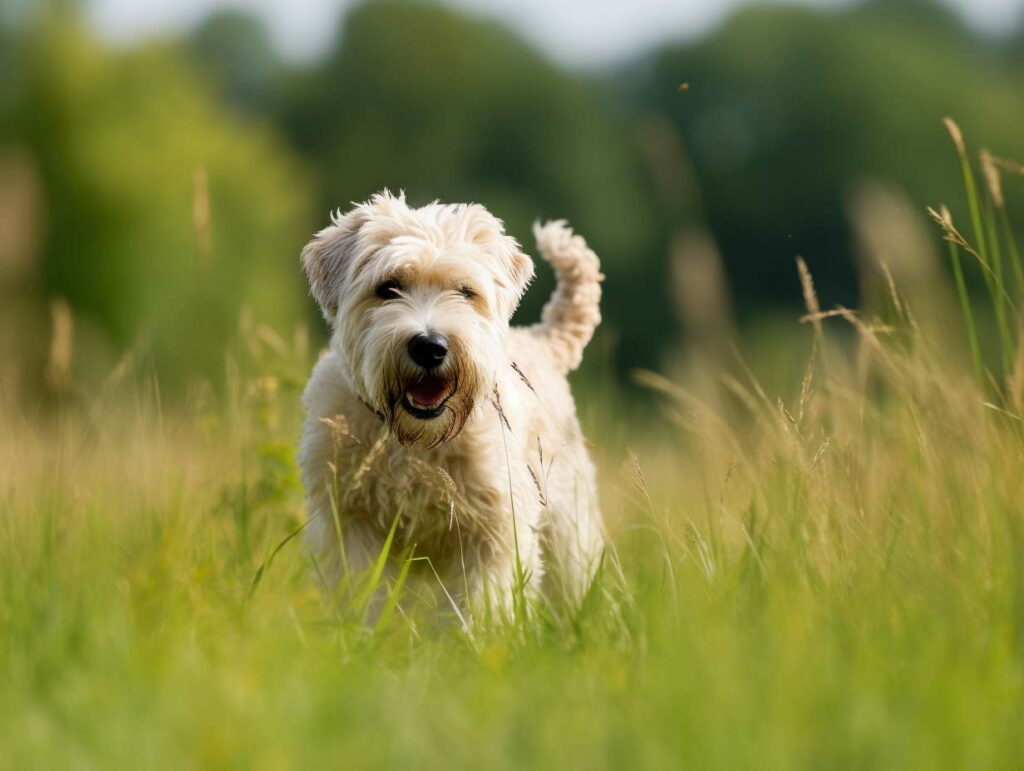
[2,0,1024,398]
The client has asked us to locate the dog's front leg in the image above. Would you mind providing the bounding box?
[460,518,544,621]
[307,511,389,596]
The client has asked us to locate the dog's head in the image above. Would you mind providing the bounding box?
[302,191,534,447]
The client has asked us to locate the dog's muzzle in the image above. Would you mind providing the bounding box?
[399,333,456,419]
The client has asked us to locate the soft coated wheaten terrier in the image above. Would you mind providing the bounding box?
[298,191,604,615]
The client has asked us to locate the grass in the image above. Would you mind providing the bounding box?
[3,127,1024,769]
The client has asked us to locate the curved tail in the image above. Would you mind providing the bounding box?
[531,221,603,372]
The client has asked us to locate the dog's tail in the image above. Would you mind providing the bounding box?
[531,220,603,372]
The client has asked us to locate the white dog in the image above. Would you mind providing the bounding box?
[298,191,604,615]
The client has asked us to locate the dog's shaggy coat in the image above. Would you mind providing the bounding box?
[298,192,603,613]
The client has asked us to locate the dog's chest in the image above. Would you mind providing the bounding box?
[329,418,505,545]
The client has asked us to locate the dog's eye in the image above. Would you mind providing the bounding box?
[375,279,402,300]
[458,286,476,300]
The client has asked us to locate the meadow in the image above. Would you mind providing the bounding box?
[2,124,1023,769]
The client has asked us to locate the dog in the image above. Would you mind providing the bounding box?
[298,191,604,616]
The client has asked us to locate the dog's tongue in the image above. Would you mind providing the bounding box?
[407,376,448,408]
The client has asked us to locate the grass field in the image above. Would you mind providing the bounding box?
[3,128,1024,769]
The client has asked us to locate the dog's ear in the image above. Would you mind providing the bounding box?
[512,251,535,296]
[496,251,535,317]
[301,208,368,321]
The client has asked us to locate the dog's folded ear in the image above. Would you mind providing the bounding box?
[510,251,536,305]
[512,251,535,295]
[301,208,369,321]
[494,250,535,318]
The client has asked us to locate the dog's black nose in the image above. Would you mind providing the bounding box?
[408,333,448,370]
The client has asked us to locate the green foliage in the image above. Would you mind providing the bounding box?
[188,10,284,114]
[7,0,1024,387]
[279,0,656,327]
[8,14,312,383]
[639,0,1024,315]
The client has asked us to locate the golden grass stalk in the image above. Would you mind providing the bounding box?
[942,116,965,155]
[669,228,735,348]
[795,256,821,343]
[994,156,1024,176]
[943,117,989,261]
[0,147,43,281]
[848,181,958,345]
[667,228,736,411]
[980,149,1005,210]
[44,297,74,393]
[928,205,983,378]
[1009,328,1024,414]
[192,165,212,262]
[983,153,1024,298]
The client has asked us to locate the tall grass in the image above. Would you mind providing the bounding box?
[934,118,1024,392]
[1,126,1024,769]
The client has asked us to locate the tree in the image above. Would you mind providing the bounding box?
[279,0,659,347]
[636,0,1024,316]
[188,9,283,114]
[10,14,313,385]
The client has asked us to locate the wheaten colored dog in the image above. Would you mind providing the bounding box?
[298,191,603,614]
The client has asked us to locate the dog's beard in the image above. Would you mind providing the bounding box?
[336,291,503,449]
[371,341,484,449]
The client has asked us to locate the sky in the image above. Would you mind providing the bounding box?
[86,0,1024,66]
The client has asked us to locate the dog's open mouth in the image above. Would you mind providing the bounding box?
[400,374,455,419]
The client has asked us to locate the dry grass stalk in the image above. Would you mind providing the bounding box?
[878,261,909,323]
[848,181,951,338]
[979,149,1005,209]
[257,325,288,356]
[635,368,750,452]
[638,117,702,218]
[666,229,737,415]
[942,117,965,155]
[927,206,1000,285]
[433,465,460,511]
[801,306,895,354]
[351,426,389,493]
[796,256,823,344]
[993,156,1024,176]
[45,297,74,393]
[795,354,816,427]
[1010,333,1024,413]
[669,229,735,348]
[0,147,43,281]
[798,308,854,323]
[192,165,212,262]
[526,464,547,507]
[490,386,511,431]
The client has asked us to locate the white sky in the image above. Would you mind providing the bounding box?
[86,0,1024,66]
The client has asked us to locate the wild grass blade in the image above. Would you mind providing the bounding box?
[353,508,402,622]
[373,547,416,632]
[1000,208,1024,299]
[248,520,309,599]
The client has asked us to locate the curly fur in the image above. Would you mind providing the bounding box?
[298,191,604,615]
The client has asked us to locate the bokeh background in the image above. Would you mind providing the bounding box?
[3,0,1024,401]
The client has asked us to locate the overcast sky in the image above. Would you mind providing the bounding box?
[86,0,1024,66]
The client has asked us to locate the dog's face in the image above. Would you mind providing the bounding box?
[302,192,534,447]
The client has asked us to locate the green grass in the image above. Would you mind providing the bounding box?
[3,133,1024,769]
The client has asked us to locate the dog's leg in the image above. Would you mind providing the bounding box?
[306,504,387,591]
[540,504,604,605]
[458,518,544,621]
